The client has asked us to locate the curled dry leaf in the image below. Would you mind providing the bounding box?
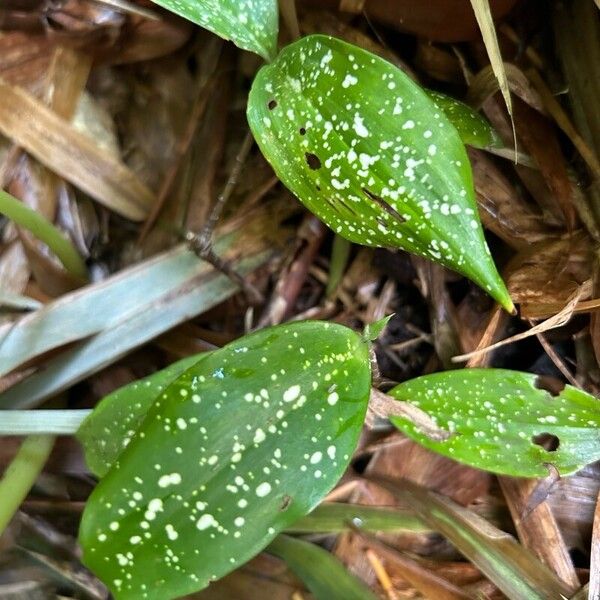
[506,234,592,317]
[468,148,553,250]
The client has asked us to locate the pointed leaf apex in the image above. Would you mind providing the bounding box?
[248,34,513,310]
[363,315,394,341]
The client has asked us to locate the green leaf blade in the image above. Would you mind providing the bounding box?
[286,502,427,533]
[269,534,379,600]
[148,0,278,61]
[77,354,208,478]
[427,90,502,149]
[79,321,371,600]
[387,368,600,477]
[248,34,513,312]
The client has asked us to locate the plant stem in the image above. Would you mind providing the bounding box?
[326,235,351,298]
[0,435,55,535]
[0,188,87,280]
[0,410,91,435]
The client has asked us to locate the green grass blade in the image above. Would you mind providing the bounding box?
[0,188,86,280]
[286,502,427,533]
[269,534,379,600]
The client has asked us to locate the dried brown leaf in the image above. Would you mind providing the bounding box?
[469,148,552,250]
[589,492,600,600]
[513,97,578,230]
[499,477,579,592]
[369,476,575,600]
[506,234,592,312]
[356,528,474,600]
[0,79,154,220]
[467,62,543,113]
[453,282,586,362]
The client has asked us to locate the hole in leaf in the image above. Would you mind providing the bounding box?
[268,99,277,110]
[299,127,306,135]
[279,495,293,511]
[534,376,565,397]
[532,432,560,452]
[305,152,322,170]
[362,188,405,222]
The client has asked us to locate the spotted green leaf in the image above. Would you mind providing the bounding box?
[77,354,208,478]
[78,321,371,600]
[268,535,379,600]
[148,0,278,61]
[427,90,502,149]
[388,368,600,477]
[247,34,513,312]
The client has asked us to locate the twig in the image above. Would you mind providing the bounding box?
[185,131,263,304]
[257,215,327,327]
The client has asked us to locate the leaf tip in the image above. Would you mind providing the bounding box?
[363,315,394,342]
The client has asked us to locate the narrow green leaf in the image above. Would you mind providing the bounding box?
[148,0,278,61]
[388,368,600,477]
[0,188,87,280]
[469,0,514,125]
[268,535,379,600]
[326,234,351,298]
[79,321,371,600]
[370,476,572,600]
[248,34,514,312]
[286,502,427,533]
[77,354,208,478]
[427,90,502,149]
[363,315,393,342]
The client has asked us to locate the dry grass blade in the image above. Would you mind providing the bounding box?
[469,0,514,137]
[368,476,574,600]
[0,252,271,409]
[0,203,292,408]
[0,80,155,221]
[453,284,586,362]
[591,493,600,600]
[0,243,229,378]
[467,63,543,113]
[499,477,580,592]
[527,68,600,181]
[95,0,160,19]
[355,528,474,600]
[279,0,301,40]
